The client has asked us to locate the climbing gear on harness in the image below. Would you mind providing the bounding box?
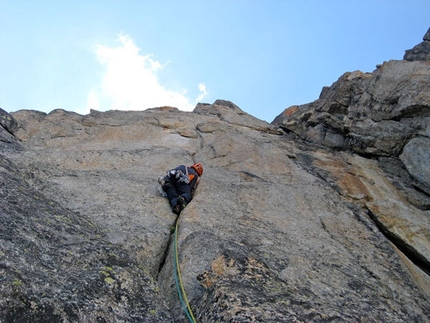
[173,213,197,323]
[166,169,190,184]
[178,170,190,184]
[191,163,203,176]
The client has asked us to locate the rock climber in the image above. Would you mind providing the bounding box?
[158,163,203,215]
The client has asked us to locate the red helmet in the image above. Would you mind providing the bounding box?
[191,163,203,176]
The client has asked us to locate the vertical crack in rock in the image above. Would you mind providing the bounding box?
[157,222,176,277]
[366,207,430,277]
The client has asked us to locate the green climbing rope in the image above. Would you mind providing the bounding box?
[173,215,197,323]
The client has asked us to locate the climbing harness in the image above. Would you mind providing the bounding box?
[173,214,197,323]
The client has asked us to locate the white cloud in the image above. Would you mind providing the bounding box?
[196,83,208,102]
[86,34,208,113]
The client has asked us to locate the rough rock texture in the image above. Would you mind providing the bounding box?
[1,97,429,322]
[0,109,173,322]
[1,33,430,322]
[404,28,430,61]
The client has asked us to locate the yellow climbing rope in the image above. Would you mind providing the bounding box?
[173,214,197,323]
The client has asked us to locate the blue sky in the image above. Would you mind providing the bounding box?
[1,1,429,122]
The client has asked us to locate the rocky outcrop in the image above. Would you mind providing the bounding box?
[2,31,430,321]
[0,108,18,144]
[272,31,430,310]
[404,27,430,61]
[273,60,430,210]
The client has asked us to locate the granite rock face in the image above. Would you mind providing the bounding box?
[272,60,430,210]
[1,98,429,322]
[1,109,174,322]
[1,32,430,322]
[272,33,430,314]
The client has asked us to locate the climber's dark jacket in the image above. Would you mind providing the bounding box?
[162,165,199,207]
